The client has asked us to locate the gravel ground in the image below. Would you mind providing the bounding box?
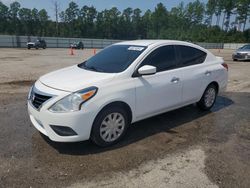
[0,48,249,188]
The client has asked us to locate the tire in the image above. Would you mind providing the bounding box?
[197,84,218,111]
[91,105,129,147]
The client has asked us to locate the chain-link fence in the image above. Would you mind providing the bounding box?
[0,35,123,48]
[0,35,245,49]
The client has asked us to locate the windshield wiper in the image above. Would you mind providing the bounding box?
[85,65,104,72]
[87,66,99,71]
[78,62,105,72]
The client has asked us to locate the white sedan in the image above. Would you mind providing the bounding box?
[27,40,228,146]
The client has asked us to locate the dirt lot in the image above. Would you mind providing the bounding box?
[0,48,249,188]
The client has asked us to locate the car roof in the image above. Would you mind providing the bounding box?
[238,44,250,50]
[114,40,209,54]
[241,44,250,48]
[115,40,196,47]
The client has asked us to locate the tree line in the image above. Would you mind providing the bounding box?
[0,0,250,43]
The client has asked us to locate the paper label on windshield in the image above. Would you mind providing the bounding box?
[128,46,144,51]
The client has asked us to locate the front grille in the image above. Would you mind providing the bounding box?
[237,53,247,58]
[31,92,52,109]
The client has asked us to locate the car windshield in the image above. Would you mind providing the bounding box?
[241,45,250,50]
[78,45,146,73]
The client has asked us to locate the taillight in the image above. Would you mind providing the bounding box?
[222,63,228,71]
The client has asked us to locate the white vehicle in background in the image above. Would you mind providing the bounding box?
[232,44,250,61]
[27,40,228,147]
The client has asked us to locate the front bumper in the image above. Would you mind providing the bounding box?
[27,81,98,142]
[232,53,250,60]
[28,101,96,142]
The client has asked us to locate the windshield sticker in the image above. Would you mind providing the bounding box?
[128,46,145,51]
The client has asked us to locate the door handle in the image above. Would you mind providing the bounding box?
[205,71,211,76]
[171,77,180,83]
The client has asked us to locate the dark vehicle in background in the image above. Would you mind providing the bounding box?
[232,44,250,61]
[70,41,84,49]
[27,39,47,49]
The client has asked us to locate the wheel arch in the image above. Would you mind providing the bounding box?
[208,81,219,93]
[199,81,219,101]
[90,101,133,140]
[94,101,133,125]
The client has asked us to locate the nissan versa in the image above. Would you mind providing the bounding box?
[28,40,228,146]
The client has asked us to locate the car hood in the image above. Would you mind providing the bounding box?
[39,65,116,92]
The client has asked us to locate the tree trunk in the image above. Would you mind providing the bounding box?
[210,14,213,26]
[216,13,221,26]
[222,12,226,30]
[243,14,247,31]
[239,23,242,31]
[234,14,238,30]
[225,13,231,32]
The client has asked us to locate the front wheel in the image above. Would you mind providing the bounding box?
[91,106,129,147]
[197,84,217,111]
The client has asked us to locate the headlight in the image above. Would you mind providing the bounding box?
[28,85,34,100]
[49,86,98,113]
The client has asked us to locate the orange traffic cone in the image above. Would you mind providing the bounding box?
[70,47,74,55]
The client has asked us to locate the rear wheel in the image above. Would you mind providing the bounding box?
[197,84,217,111]
[91,106,129,147]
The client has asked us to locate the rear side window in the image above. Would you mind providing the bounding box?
[140,45,177,72]
[177,45,207,67]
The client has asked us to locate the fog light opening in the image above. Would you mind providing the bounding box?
[50,125,77,136]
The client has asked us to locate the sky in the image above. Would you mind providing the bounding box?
[1,0,207,20]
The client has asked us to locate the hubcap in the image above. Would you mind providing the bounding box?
[204,88,216,107]
[100,113,125,142]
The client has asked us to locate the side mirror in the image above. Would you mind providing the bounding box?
[138,65,157,76]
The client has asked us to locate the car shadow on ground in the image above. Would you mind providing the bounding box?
[41,95,234,155]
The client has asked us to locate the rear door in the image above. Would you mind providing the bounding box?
[175,45,208,104]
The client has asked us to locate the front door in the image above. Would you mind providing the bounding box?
[134,45,182,119]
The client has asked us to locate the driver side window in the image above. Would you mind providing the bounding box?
[140,45,177,72]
